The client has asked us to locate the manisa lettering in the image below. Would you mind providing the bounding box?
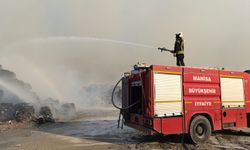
[193,76,211,81]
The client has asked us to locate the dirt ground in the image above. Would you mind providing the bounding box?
[1,109,250,150]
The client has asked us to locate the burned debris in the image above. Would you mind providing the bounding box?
[0,66,76,126]
[14,103,35,122]
[0,103,15,122]
[0,103,52,124]
[36,106,55,124]
[0,101,77,125]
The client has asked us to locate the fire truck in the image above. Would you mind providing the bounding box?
[115,64,250,143]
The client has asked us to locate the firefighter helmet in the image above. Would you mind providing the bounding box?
[176,32,183,38]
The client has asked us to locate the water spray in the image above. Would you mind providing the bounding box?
[9,36,158,50]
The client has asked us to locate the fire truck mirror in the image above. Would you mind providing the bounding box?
[223,112,227,117]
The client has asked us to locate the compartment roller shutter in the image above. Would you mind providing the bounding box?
[221,78,245,107]
[154,73,182,117]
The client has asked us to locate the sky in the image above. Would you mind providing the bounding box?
[0,0,250,101]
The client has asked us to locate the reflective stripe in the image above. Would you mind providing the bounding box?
[155,100,182,103]
[177,50,184,55]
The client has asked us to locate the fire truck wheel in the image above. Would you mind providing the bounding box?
[189,115,211,144]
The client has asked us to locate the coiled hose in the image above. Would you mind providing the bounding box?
[111,77,139,110]
[111,76,141,129]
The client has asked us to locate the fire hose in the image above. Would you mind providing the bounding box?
[111,77,139,129]
[111,77,139,110]
[111,70,147,128]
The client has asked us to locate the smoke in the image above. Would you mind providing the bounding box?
[80,84,121,107]
[0,65,39,104]
[0,65,79,121]
[0,36,160,107]
[0,0,250,109]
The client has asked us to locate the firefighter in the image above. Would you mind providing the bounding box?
[174,32,185,66]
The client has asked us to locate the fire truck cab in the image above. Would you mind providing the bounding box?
[121,64,250,143]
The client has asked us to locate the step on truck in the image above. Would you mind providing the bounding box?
[119,64,250,143]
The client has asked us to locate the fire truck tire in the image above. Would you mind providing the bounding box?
[189,115,211,144]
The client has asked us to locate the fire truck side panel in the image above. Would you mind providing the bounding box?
[153,118,162,133]
[185,110,222,132]
[244,73,250,128]
[151,65,184,134]
[152,117,183,134]
[143,70,154,118]
[221,109,247,128]
[244,74,250,115]
[148,70,154,117]
[151,65,183,118]
[182,69,222,132]
[236,109,247,127]
[219,70,248,128]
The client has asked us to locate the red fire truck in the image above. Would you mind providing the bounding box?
[117,64,250,143]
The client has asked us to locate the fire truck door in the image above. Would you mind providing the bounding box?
[220,77,246,128]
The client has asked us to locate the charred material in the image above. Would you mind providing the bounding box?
[0,103,15,121]
[37,106,55,124]
[14,103,35,122]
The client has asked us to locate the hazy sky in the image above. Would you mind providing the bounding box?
[0,0,250,100]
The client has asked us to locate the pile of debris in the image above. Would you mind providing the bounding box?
[14,103,35,122]
[42,98,77,120]
[36,106,55,124]
[0,102,76,125]
[0,103,54,124]
[0,103,15,121]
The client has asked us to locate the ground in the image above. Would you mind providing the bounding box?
[1,109,250,150]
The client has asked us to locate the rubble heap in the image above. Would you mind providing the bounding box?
[14,103,35,122]
[0,103,15,121]
[37,106,55,124]
[0,103,54,124]
[0,102,76,124]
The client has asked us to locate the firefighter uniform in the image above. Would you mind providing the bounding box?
[174,33,185,66]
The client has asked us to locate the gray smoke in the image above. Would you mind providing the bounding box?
[80,84,121,107]
[0,65,39,104]
[0,1,249,108]
[0,65,77,121]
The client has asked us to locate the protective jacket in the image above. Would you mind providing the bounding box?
[174,37,184,55]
